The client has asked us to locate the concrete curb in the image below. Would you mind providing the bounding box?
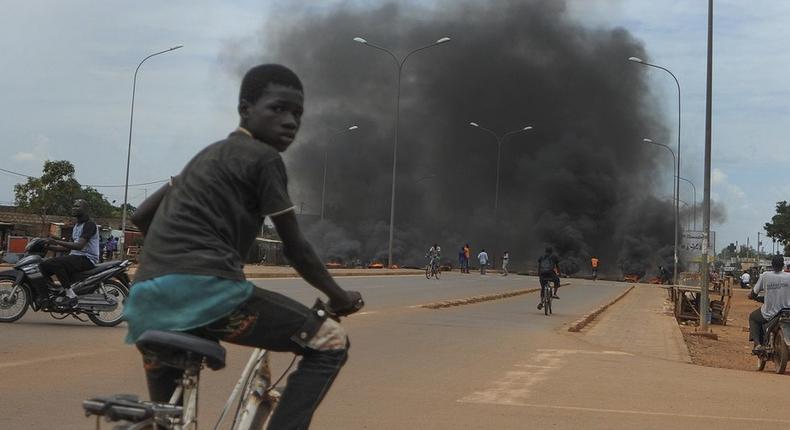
[567,285,635,332]
[419,288,540,309]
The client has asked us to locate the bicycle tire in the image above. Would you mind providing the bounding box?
[434,266,441,279]
[425,265,431,279]
[547,296,552,315]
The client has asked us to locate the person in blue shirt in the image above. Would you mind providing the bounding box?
[40,199,99,308]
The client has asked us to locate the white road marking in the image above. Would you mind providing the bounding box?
[0,349,123,370]
[355,311,379,316]
[463,401,790,424]
[459,349,631,405]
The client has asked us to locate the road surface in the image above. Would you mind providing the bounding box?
[2,273,789,429]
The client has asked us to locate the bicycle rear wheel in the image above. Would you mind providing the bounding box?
[434,266,441,279]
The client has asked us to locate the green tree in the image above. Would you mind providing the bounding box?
[79,186,121,218]
[14,160,121,218]
[14,160,81,216]
[765,201,790,256]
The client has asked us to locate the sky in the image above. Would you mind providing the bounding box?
[0,0,787,254]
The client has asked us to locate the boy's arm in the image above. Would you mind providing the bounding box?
[271,211,361,315]
[130,182,170,235]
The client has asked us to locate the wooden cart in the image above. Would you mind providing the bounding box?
[672,277,733,325]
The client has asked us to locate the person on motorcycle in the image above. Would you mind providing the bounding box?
[537,247,561,310]
[123,64,363,430]
[748,254,790,353]
[427,243,441,270]
[39,199,99,308]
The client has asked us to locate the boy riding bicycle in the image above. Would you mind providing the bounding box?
[124,64,363,430]
[537,247,561,310]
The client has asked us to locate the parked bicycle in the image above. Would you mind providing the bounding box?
[82,299,359,429]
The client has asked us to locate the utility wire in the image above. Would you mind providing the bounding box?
[0,166,168,188]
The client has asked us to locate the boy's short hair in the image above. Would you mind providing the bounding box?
[239,64,303,105]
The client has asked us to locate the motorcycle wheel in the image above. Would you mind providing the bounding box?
[0,278,29,323]
[773,330,789,374]
[88,279,129,327]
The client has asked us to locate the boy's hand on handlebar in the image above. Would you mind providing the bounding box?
[328,290,364,317]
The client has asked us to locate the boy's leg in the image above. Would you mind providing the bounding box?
[200,287,349,430]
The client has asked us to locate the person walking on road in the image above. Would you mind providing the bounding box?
[463,244,471,273]
[502,251,510,276]
[478,249,489,275]
[458,247,465,273]
[591,256,599,280]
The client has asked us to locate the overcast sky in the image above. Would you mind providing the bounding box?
[0,0,787,252]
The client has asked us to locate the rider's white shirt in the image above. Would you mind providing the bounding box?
[741,272,751,283]
[753,271,790,319]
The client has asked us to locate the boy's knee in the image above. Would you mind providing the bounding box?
[306,318,348,352]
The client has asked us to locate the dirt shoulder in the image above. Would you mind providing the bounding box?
[678,286,761,371]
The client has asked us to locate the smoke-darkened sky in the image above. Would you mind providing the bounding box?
[224,0,685,275]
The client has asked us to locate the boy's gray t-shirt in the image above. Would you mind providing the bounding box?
[135,130,294,282]
[753,271,790,319]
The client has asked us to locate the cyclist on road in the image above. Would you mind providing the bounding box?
[123,64,363,430]
[537,247,561,310]
[427,243,441,271]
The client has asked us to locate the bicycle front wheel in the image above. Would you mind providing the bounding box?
[425,265,431,279]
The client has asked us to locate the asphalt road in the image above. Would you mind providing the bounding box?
[3,273,790,429]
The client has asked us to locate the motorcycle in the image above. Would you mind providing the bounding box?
[751,295,790,374]
[0,238,131,327]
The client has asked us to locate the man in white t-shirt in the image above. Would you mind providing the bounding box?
[749,255,790,352]
[478,249,489,275]
[740,271,751,289]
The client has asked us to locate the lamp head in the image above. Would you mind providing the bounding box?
[353,37,367,44]
[436,37,451,44]
[348,125,359,130]
[628,56,644,63]
[469,122,479,127]
[523,126,533,131]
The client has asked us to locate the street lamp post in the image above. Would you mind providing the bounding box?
[469,122,534,220]
[120,45,183,258]
[630,56,681,285]
[643,138,679,285]
[470,122,533,266]
[678,176,697,230]
[354,36,451,268]
[321,125,359,221]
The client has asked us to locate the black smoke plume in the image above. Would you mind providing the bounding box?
[224,0,683,277]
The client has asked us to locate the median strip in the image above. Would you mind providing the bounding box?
[567,285,635,332]
[419,288,540,309]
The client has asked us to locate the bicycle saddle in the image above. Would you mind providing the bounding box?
[137,330,226,370]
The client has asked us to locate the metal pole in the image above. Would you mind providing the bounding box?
[629,57,682,285]
[120,45,182,259]
[644,138,678,282]
[470,123,533,266]
[699,0,714,331]
[354,37,450,268]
